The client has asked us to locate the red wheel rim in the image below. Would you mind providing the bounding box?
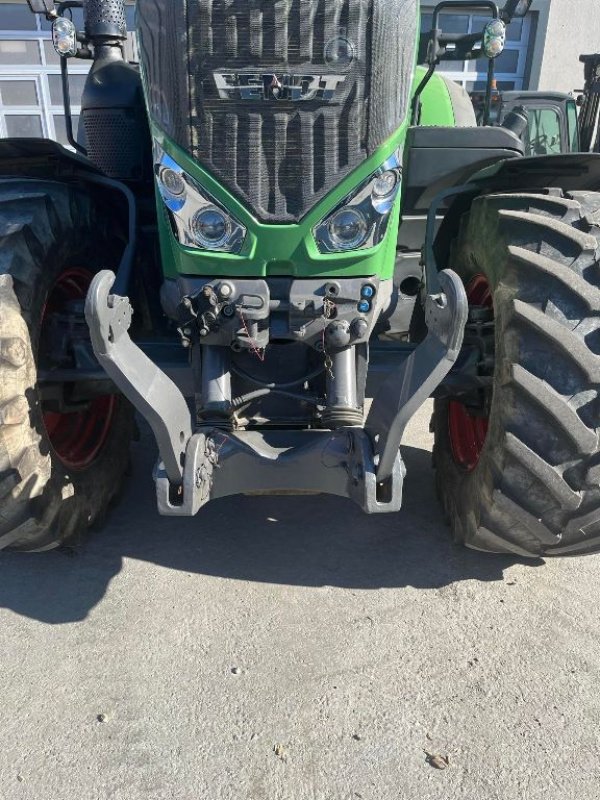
[448,274,493,472]
[42,268,117,471]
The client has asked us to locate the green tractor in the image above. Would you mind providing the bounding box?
[1,0,599,557]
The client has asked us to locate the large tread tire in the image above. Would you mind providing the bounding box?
[0,179,133,552]
[433,190,600,557]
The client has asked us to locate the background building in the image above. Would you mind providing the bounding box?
[0,0,135,144]
[0,0,597,145]
[420,0,600,95]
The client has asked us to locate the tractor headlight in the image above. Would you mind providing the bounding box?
[191,207,231,249]
[328,208,368,250]
[154,147,246,254]
[373,170,399,199]
[313,152,402,254]
[158,166,186,198]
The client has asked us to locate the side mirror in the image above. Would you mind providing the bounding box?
[501,0,533,22]
[26,0,55,15]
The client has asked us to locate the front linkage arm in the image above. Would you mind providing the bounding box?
[85,271,192,485]
[366,270,468,483]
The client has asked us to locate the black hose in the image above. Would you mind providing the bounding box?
[76,173,137,296]
[230,362,325,390]
[230,388,321,410]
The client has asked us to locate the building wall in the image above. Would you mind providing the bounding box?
[532,0,600,94]
[421,3,535,92]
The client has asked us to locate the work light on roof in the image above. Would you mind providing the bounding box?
[483,19,506,60]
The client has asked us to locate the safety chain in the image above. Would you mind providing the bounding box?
[322,297,336,380]
[239,309,266,362]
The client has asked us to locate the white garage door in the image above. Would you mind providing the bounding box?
[420,9,533,91]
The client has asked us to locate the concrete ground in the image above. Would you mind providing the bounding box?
[1,401,599,800]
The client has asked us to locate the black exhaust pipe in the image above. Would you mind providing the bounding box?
[81,0,151,182]
[83,0,127,43]
[502,105,529,141]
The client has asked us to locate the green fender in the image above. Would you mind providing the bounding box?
[413,66,477,128]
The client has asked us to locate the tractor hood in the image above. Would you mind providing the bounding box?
[137,0,418,222]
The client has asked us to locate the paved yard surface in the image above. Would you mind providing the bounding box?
[1,402,599,800]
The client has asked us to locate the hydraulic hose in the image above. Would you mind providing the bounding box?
[230,388,321,410]
[76,173,137,297]
[230,362,325,391]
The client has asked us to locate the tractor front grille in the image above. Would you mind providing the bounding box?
[193,99,365,222]
[138,0,418,222]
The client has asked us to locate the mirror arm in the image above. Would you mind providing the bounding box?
[411,62,437,125]
[501,0,533,23]
[26,0,58,19]
[482,58,496,126]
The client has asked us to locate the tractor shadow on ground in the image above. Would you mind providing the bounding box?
[0,427,541,623]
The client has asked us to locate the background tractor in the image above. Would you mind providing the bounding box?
[1,0,599,558]
[578,53,600,154]
[470,51,600,157]
[471,87,581,155]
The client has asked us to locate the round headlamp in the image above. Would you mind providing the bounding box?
[191,207,231,249]
[328,208,368,250]
[159,167,186,197]
[373,170,399,199]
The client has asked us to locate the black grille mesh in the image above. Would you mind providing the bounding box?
[138,0,417,222]
[83,110,143,179]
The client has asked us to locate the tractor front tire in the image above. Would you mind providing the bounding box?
[0,180,133,552]
[433,190,600,557]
